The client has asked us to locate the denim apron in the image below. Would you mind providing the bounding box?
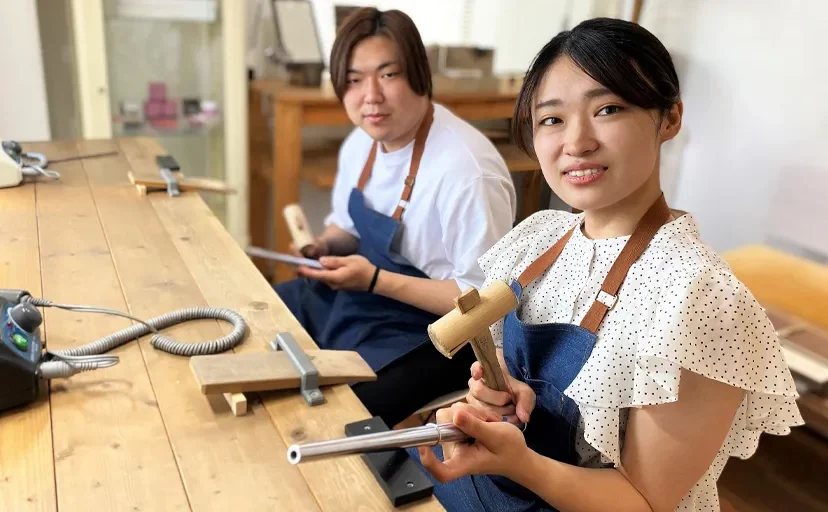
[412,194,672,511]
[274,104,440,372]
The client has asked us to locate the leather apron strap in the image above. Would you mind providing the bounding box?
[356,103,435,222]
[516,194,672,334]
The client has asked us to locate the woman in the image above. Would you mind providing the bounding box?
[275,8,517,427]
[412,17,803,511]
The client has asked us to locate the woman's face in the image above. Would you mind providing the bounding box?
[531,56,681,213]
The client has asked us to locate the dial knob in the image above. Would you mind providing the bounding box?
[10,302,42,333]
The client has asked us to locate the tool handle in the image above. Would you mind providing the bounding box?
[470,328,508,392]
[283,204,315,251]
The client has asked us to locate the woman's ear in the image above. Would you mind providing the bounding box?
[660,101,683,142]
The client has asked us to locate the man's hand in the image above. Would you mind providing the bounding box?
[298,255,376,291]
[290,238,329,259]
[466,349,536,424]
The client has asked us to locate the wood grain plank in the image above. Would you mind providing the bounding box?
[190,349,376,394]
[0,142,56,512]
[34,140,191,512]
[131,138,445,510]
[723,245,828,331]
[102,138,320,511]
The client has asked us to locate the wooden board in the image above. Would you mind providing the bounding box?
[723,244,828,331]
[112,138,320,511]
[0,143,56,512]
[190,349,377,394]
[33,140,191,512]
[140,138,444,511]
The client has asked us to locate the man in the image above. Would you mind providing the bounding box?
[275,7,517,427]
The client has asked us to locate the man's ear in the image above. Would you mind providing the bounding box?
[660,101,683,143]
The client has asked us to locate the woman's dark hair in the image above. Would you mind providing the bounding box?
[512,17,681,157]
[330,8,432,102]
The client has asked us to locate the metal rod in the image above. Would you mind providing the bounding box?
[287,422,469,464]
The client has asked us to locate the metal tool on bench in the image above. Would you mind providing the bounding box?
[127,153,235,197]
[0,289,247,413]
[188,331,376,410]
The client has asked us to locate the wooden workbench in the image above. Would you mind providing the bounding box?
[248,76,545,284]
[0,138,443,511]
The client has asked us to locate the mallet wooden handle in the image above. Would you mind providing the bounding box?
[283,204,315,252]
[470,329,508,392]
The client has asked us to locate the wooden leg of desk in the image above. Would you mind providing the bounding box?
[248,88,270,278]
[273,102,303,284]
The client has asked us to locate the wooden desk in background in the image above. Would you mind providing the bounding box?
[249,76,545,284]
[720,244,828,512]
[0,138,443,511]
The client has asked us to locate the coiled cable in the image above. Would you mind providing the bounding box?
[23,296,247,379]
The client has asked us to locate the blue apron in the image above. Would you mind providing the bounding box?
[274,104,439,372]
[411,194,672,511]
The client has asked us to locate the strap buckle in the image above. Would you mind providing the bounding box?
[595,290,617,310]
[398,199,409,209]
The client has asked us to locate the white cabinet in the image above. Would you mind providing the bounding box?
[69,0,248,245]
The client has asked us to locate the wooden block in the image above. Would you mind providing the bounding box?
[223,393,248,416]
[190,350,377,394]
[127,171,236,194]
[454,287,481,314]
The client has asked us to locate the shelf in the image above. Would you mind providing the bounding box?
[299,141,539,191]
[113,121,222,139]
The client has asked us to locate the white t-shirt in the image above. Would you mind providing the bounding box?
[324,103,517,290]
[479,209,804,511]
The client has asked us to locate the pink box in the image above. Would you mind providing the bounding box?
[148,82,167,102]
[144,101,164,120]
[163,100,177,118]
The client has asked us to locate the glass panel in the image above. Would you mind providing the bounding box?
[102,0,227,225]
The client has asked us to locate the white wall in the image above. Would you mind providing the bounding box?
[640,0,828,256]
[0,0,51,141]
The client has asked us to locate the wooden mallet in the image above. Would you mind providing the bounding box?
[283,204,315,256]
[427,281,519,392]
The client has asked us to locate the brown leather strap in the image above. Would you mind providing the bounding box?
[579,194,671,333]
[356,143,377,191]
[356,103,435,221]
[515,193,672,334]
[517,226,575,288]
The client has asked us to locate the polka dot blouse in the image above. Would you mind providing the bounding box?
[478,209,804,511]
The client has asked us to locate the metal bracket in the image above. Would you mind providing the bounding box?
[159,168,180,197]
[269,332,324,406]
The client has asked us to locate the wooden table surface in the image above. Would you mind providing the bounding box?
[0,138,443,512]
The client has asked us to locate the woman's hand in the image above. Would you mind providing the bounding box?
[466,350,536,424]
[298,255,376,291]
[418,403,529,483]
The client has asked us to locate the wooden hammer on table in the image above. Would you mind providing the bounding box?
[428,281,519,392]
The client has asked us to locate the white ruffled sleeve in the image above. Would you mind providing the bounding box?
[567,264,805,467]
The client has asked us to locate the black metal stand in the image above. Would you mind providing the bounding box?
[344,417,435,507]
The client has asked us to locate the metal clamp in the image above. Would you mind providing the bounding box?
[160,168,180,197]
[270,332,324,406]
